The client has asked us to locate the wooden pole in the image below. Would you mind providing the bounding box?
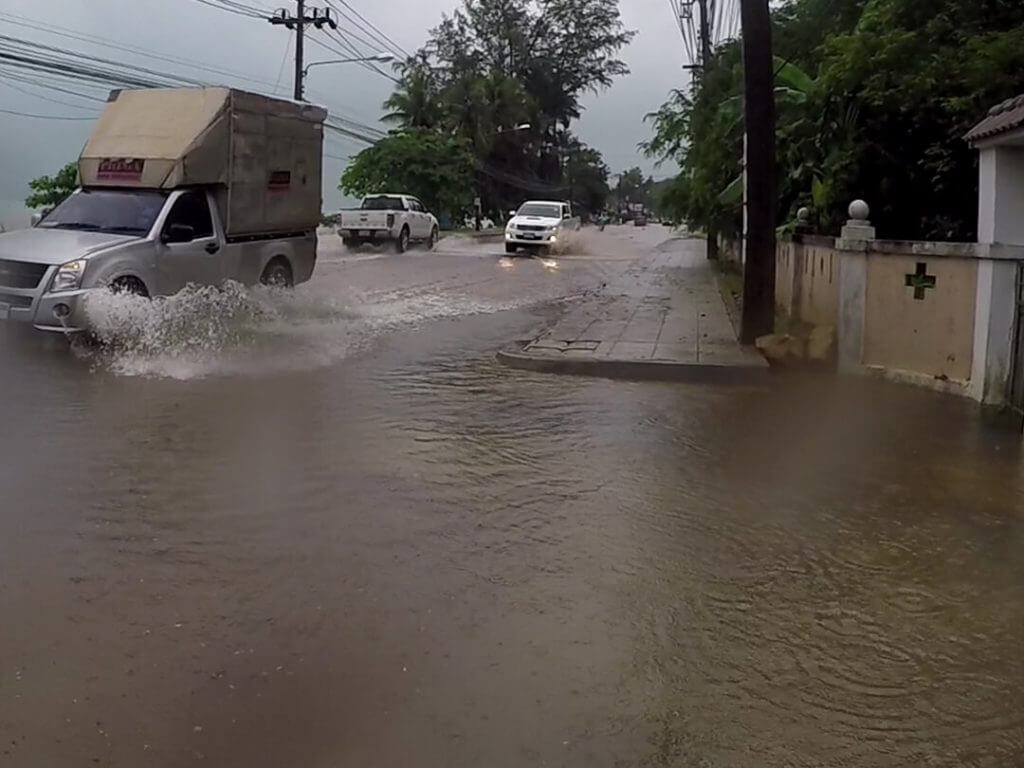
[739,0,776,343]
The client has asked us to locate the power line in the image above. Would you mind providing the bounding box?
[273,29,293,94]
[0,11,288,91]
[323,0,409,59]
[0,107,97,120]
[0,73,102,110]
[187,0,265,19]
[0,24,386,139]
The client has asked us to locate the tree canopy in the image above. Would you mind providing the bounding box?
[358,0,634,219]
[340,130,476,220]
[26,162,78,211]
[645,0,1024,241]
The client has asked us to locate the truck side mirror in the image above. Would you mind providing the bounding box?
[162,223,196,244]
[30,213,42,227]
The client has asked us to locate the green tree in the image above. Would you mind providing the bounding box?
[26,162,78,210]
[383,58,443,129]
[643,0,1024,241]
[340,130,475,220]
[376,0,632,216]
[565,139,610,214]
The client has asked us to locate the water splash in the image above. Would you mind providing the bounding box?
[79,279,531,380]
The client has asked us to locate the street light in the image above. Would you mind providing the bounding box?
[496,123,531,134]
[303,52,396,77]
[475,124,532,230]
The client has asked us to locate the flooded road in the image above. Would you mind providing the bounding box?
[1,226,1023,767]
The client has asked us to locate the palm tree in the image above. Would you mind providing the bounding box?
[382,62,442,130]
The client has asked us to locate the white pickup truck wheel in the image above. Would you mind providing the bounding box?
[395,226,410,254]
[427,226,438,250]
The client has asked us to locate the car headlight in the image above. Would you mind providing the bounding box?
[51,259,87,292]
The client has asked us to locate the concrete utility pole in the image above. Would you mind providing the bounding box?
[738,0,776,343]
[268,0,338,101]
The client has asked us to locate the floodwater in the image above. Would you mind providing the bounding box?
[1,226,1022,767]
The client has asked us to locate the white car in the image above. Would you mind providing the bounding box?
[339,194,439,253]
[504,200,579,254]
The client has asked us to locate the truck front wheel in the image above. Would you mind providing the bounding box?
[394,226,410,254]
[110,276,149,297]
[260,258,293,288]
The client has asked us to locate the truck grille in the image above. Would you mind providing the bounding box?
[0,293,33,309]
[0,259,48,289]
[518,224,545,232]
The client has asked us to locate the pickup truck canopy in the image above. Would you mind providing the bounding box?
[79,87,328,237]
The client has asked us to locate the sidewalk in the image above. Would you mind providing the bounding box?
[497,236,768,382]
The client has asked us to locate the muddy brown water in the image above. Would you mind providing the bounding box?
[1,228,1023,767]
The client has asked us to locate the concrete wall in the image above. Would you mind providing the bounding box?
[775,235,840,328]
[863,251,977,383]
[773,235,1021,399]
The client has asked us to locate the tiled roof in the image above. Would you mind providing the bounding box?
[964,94,1024,144]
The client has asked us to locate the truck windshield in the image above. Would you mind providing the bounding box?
[361,196,406,211]
[39,189,167,236]
[517,203,562,218]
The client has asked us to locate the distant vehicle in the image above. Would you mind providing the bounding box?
[504,200,580,254]
[0,87,325,334]
[339,195,439,253]
[634,214,648,227]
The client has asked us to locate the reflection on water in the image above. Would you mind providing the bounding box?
[0,250,1022,766]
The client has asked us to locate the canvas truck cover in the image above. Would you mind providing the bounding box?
[79,87,327,237]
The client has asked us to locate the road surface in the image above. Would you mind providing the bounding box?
[1,226,1023,767]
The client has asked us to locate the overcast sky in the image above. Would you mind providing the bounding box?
[0,0,690,226]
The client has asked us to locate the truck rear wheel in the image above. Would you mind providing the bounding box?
[427,226,438,251]
[394,226,410,254]
[260,258,293,288]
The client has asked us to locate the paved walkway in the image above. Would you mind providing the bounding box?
[498,236,768,382]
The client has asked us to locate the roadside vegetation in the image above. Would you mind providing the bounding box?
[643,0,1024,241]
[341,0,634,224]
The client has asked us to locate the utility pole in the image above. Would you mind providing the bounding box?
[695,0,719,261]
[268,1,337,101]
[738,0,776,343]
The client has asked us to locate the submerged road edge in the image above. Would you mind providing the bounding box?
[496,344,770,384]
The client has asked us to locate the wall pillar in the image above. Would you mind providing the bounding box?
[970,143,1024,404]
[835,201,875,374]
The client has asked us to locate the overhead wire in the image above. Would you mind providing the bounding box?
[186,0,265,19]
[0,107,97,120]
[0,12,389,147]
[323,0,409,60]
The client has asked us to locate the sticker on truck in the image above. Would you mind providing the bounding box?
[97,158,145,181]
[268,171,291,192]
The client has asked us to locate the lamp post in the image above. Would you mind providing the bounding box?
[300,53,395,98]
[478,123,531,230]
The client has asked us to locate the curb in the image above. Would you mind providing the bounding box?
[496,346,771,384]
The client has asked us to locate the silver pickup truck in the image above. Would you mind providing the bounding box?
[0,187,315,333]
[0,86,326,334]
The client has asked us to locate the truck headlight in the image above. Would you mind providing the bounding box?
[51,259,87,292]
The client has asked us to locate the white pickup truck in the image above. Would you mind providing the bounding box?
[504,200,580,254]
[339,194,439,253]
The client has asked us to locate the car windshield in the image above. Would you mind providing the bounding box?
[517,204,561,218]
[39,188,167,235]
[361,196,406,211]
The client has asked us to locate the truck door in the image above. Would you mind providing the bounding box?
[409,198,430,239]
[157,191,223,295]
